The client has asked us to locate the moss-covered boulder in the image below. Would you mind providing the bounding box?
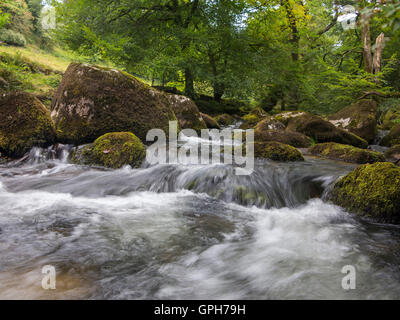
[240,108,269,129]
[200,113,220,129]
[286,113,368,148]
[254,120,312,148]
[328,100,377,143]
[310,142,384,164]
[215,113,235,126]
[253,141,304,162]
[70,132,145,169]
[381,124,400,147]
[329,162,400,224]
[51,63,177,145]
[384,145,400,163]
[272,111,306,126]
[0,92,56,157]
[167,94,206,132]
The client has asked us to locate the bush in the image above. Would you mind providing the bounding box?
[0,29,27,47]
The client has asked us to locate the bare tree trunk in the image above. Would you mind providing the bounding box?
[373,32,385,74]
[360,11,373,74]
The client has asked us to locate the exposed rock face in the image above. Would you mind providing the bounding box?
[381,124,400,147]
[0,92,56,157]
[215,113,235,126]
[167,94,206,132]
[200,113,220,129]
[309,142,384,164]
[70,132,145,169]
[329,162,400,224]
[328,100,377,143]
[286,113,368,148]
[253,141,304,162]
[51,63,177,145]
[384,145,400,163]
[254,118,311,148]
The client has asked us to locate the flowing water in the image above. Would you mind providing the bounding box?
[1,139,400,300]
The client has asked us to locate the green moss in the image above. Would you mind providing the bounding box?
[0,92,56,157]
[252,141,304,162]
[330,162,400,223]
[310,143,385,164]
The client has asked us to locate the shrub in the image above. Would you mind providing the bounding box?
[0,29,27,47]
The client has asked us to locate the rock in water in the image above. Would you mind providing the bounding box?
[381,124,400,147]
[200,113,220,129]
[70,132,145,169]
[252,141,304,162]
[167,94,206,133]
[51,63,177,145]
[215,113,235,126]
[286,112,368,148]
[329,162,400,224]
[0,92,56,158]
[309,142,384,164]
[328,100,377,143]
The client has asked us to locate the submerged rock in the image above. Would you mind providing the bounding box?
[384,145,400,164]
[253,141,304,162]
[71,132,145,169]
[200,113,220,129]
[310,142,384,164]
[329,162,400,224]
[381,124,400,147]
[0,92,56,158]
[328,99,377,143]
[51,63,177,145]
[286,113,368,148]
[168,94,206,133]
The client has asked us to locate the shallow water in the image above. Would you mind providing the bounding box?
[0,145,400,300]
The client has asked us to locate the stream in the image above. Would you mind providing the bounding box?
[0,135,400,299]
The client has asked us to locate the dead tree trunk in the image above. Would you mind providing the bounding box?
[373,32,385,74]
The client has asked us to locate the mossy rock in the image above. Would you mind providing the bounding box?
[167,94,206,133]
[70,132,145,169]
[329,162,400,224]
[254,120,311,148]
[252,141,304,162]
[381,124,400,147]
[310,142,384,164]
[215,113,235,126]
[272,111,306,126]
[200,112,220,129]
[328,99,377,143]
[0,92,56,158]
[286,112,368,149]
[51,63,177,145]
[240,108,269,129]
[384,145,400,163]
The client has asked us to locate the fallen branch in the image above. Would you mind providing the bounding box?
[358,91,400,100]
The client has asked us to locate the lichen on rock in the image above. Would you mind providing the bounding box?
[310,142,385,164]
[0,92,56,158]
[329,162,400,224]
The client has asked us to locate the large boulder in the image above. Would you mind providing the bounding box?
[381,124,400,147]
[310,143,384,164]
[70,132,145,169]
[240,108,269,129]
[51,63,177,145]
[254,118,311,148]
[253,141,304,162]
[329,162,400,224]
[328,99,377,143]
[200,113,220,129]
[286,113,368,148]
[0,92,56,157]
[167,94,206,132]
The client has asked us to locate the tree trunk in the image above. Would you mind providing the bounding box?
[184,68,195,98]
[360,10,373,73]
[213,82,225,101]
[373,33,385,74]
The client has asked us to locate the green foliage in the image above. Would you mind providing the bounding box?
[0,28,26,46]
